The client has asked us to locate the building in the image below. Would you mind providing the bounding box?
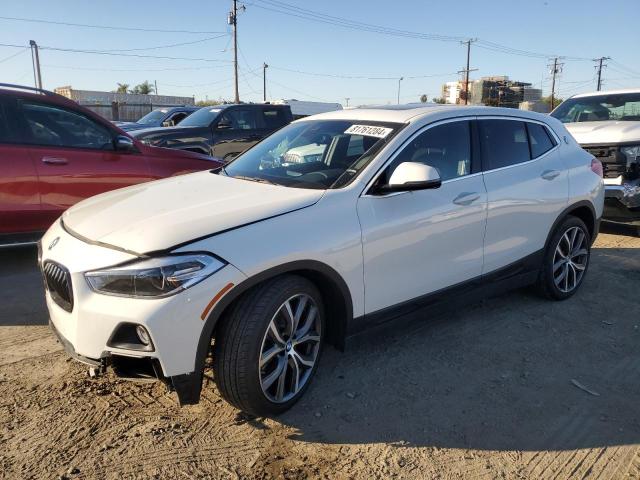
[442,81,463,104]
[469,76,542,109]
[519,100,550,113]
[54,86,195,122]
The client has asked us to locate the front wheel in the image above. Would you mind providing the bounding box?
[213,275,324,416]
[536,216,591,300]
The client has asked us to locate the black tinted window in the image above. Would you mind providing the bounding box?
[479,119,529,170]
[527,122,555,158]
[218,109,257,130]
[0,99,16,143]
[386,121,471,182]
[262,109,287,129]
[21,101,113,149]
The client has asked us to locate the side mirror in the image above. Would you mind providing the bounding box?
[114,135,138,153]
[216,121,232,130]
[376,162,441,194]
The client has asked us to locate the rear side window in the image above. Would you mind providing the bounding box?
[479,119,529,170]
[527,122,556,158]
[261,108,287,129]
[20,101,113,150]
[218,109,257,130]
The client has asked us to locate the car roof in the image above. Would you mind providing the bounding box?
[304,104,553,124]
[571,88,640,98]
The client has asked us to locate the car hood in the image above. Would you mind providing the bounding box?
[565,121,640,145]
[62,172,324,254]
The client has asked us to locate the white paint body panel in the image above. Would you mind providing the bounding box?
[39,105,604,380]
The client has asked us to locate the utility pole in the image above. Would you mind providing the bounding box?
[594,56,610,91]
[548,57,563,110]
[397,77,403,105]
[29,40,42,89]
[228,0,243,103]
[460,38,476,105]
[154,80,158,95]
[344,97,350,107]
[262,62,268,102]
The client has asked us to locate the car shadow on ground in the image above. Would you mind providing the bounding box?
[274,245,640,452]
[0,246,47,326]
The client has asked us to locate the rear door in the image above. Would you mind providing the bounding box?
[0,95,42,237]
[480,117,568,274]
[211,108,260,161]
[18,99,151,227]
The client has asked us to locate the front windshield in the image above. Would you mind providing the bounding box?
[222,119,401,189]
[551,93,640,123]
[137,109,168,125]
[179,107,223,127]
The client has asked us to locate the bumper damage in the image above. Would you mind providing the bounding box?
[604,180,640,226]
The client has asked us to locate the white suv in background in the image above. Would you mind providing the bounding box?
[551,89,640,232]
[40,105,604,416]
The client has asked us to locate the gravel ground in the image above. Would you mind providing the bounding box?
[0,227,639,479]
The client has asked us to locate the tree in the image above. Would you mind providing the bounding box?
[114,83,129,94]
[541,95,563,109]
[196,99,223,106]
[431,97,446,104]
[131,81,155,95]
[419,94,428,103]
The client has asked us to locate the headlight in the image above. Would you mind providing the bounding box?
[621,145,640,162]
[85,254,225,298]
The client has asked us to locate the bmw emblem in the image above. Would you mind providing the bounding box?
[48,237,60,251]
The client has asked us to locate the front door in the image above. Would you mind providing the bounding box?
[357,119,487,315]
[211,108,261,161]
[18,99,151,227]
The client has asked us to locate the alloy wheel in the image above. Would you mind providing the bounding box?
[259,294,322,403]
[552,226,589,293]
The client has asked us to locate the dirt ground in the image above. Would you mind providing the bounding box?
[1,226,639,480]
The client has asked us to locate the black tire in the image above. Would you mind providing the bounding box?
[536,215,591,300]
[213,275,325,416]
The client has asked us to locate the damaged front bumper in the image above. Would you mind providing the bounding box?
[603,179,640,226]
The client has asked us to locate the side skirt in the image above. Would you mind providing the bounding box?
[347,249,543,337]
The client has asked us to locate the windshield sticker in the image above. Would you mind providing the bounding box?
[344,125,393,138]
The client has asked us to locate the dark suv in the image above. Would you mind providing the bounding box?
[131,104,293,161]
[114,106,200,132]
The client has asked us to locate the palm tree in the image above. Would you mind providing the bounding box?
[131,81,155,95]
[420,94,428,103]
[115,83,129,94]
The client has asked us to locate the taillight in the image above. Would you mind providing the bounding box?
[590,158,603,178]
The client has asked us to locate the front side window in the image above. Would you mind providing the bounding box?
[218,109,257,130]
[479,119,529,170]
[21,101,113,150]
[384,121,472,183]
[137,109,167,125]
[551,93,640,123]
[0,98,17,143]
[527,122,556,158]
[222,119,401,189]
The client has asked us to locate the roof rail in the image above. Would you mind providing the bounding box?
[0,83,60,97]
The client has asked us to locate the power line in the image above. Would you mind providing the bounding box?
[41,64,229,72]
[0,47,28,63]
[0,15,226,34]
[94,34,229,53]
[267,65,457,80]
[38,45,234,63]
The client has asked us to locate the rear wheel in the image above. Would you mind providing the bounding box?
[537,216,591,300]
[213,275,324,416]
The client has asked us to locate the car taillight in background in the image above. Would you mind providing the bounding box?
[590,158,603,178]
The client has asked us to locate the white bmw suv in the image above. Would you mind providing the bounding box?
[40,105,604,416]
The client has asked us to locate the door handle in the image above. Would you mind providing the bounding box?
[453,192,481,206]
[42,157,68,165]
[541,169,560,180]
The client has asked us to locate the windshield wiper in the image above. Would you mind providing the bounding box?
[231,175,278,185]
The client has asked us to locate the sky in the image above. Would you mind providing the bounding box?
[1,0,639,106]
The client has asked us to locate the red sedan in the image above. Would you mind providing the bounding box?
[0,84,222,246]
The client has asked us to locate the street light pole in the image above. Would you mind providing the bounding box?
[262,62,268,102]
[29,40,42,89]
[397,77,403,105]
